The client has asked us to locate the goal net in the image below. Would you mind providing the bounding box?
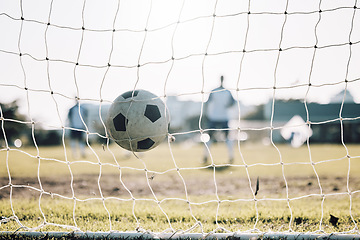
[1,0,360,239]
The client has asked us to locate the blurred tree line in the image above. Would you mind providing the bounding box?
[0,100,27,146]
[0,100,61,147]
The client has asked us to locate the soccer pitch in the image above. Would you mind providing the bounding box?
[0,143,359,232]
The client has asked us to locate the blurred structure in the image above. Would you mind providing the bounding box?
[280,115,313,148]
[67,100,88,158]
[264,90,360,144]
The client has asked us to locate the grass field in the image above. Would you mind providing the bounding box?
[1,142,360,233]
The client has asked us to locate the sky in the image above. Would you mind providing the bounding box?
[0,0,359,129]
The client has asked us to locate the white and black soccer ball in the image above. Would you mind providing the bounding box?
[106,90,170,152]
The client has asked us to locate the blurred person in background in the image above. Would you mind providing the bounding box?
[203,75,235,164]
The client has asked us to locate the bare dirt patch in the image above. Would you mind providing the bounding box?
[1,169,357,200]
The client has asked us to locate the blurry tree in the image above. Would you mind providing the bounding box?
[32,128,62,146]
[0,100,29,146]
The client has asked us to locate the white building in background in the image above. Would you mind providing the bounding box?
[165,96,202,131]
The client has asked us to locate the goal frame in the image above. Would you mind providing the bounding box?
[1,231,360,240]
[1,0,360,238]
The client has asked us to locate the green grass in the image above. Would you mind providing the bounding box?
[1,196,359,233]
[1,143,360,233]
[1,143,360,177]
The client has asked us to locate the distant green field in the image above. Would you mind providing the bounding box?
[1,143,359,177]
[1,143,359,233]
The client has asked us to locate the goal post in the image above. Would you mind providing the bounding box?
[1,0,360,239]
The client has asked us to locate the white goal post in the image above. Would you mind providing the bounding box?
[1,0,360,239]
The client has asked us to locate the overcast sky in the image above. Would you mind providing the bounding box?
[0,0,359,128]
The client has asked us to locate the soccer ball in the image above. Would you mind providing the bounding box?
[106,90,170,152]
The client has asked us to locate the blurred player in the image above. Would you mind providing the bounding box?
[203,75,235,164]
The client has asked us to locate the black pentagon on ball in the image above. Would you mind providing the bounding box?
[144,104,161,123]
[113,112,128,131]
[121,90,139,99]
[137,138,155,150]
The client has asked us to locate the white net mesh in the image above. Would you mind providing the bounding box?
[1,0,360,235]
